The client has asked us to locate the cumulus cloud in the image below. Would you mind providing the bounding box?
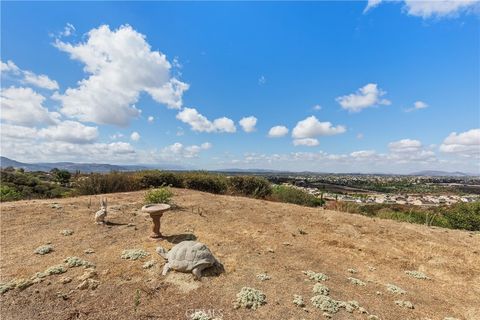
[176,107,236,133]
[293,138,319,147]
[406,100,428,112]
[268,125,289,138]
[336,83,391,112]
[313,104,322,111]
[0,86,60,126]
[363,0,479,18]
[388,139,422,153]
[38,121,98,144]
[364,0,383,13]
[439,128,480,157]
[53,24,189,126]
[60,23,76,37]
[161,142,212,159]
[147,116,154,123]
[130,131,141,141]
[239,116,257,133]
[292,116,346,139]
[350,150,376,158]
[1,60,59,90]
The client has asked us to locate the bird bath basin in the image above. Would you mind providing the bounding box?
[141,204,171,239]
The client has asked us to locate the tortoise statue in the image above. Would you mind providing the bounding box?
[156,241,223,280]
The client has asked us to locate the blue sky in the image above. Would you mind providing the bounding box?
[1,1,479,173]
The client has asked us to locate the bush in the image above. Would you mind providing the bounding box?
[227,176,272,198]
[181,172,227,194]
[0,185,22,202]
[51,168,71,184]
[137,170,183,188]
[144,187,173,204]
[442,202,480,231]
[75,172,141,195]
[270,185,324,207]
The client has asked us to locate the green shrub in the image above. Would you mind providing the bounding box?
[0,185,22,202]
[144,187,173,204]
[75,172,141,195]
[271,185,324,207]
[228,176,272,198]
[441,202,480,231]
[137,170,183,188]
[181,172,227,194]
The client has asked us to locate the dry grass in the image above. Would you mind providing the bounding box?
[1,188,479,319]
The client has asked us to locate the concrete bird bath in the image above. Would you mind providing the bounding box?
[141,203,171,239]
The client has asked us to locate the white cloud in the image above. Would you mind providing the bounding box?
[0,86,60,126]
[350,150,376,158]
[258,75,266,85]
[313,104,322,111]
[148,116,154,123]
[293,138,319,147]
[38,121,98,144]
[110,132,124,140]
[292,116,346,139]
[239,116,257,133]
[406,100,428,112]
[404,0,479,18]
[22,71,59,90]
[388,139,422,153]
[60,23,76,37]
[336,83,391,112]
[0,124,38,140]
[363,0,479,18]
[1,60,59,90]
[176,107,236,133]
[364,0,383,13]
[356,133,364,140]
[53,24,189,126]
[439,128,480,157]
[268,125,289,138]
[161,142,212,159]
[130,131,141,141]
[1,60,20,74]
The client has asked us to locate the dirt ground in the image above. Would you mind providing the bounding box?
[1,189,479,320]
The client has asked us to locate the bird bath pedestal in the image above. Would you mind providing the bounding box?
[141,204,171,239]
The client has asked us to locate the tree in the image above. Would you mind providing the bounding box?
[51,168,71,184]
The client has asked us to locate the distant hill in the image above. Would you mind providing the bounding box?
[409,170,473,177]
[0,156,185,173]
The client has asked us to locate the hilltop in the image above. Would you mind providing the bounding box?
[1,189,479,319]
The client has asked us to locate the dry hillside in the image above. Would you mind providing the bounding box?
[1,189,479,320]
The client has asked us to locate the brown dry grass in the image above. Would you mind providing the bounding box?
[1,189,479,320]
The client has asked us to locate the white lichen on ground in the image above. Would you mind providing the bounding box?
[444,317,459,320]
[34,244,53,255]
[15,278,33,290]
[311,295,339,313]
[60,229,74,236]
[368,315,380,320]
[45,264,67,275]
[64,256,94,268]
[143,260,156,269]
[293,294,305,307]
[256,273,271,281]
[395,300,414,309]
[405,270,429,280]
[338,300,359,313]
[121,249,149,260]
[304,270,329,282]
[313,283,330,295]
[347,268,357,273]
[348,277,366,286]
[0,280,17,294]
[234,287,266,310]
[368,266,376,271]
[190,311,211,320]
[387,284,406,294]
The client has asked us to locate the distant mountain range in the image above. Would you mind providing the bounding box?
[0,156,476,176]
[408,170,473,177]
[0,157,185,173]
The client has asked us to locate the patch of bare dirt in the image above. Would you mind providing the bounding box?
[1,189,479,320]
